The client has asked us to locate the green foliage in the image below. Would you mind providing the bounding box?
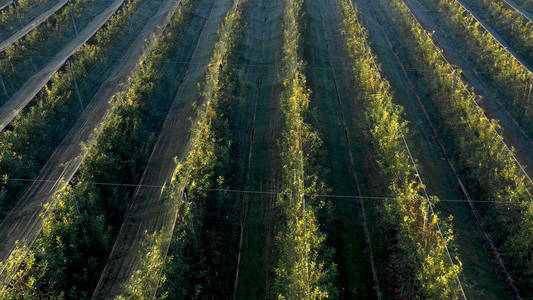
[154,2,246,298]
[431,0,533,134]
[0,0,139,218]
[385,0,533,294]
[1,1,198,298]
[171,6,244,202]
[0,243,46,299]
[338,0,463,298]
[2,185,109,299]
[0,0,112,100]
[0,0,54,38]
[273,0,336,299]
[471,0,533,64]
[117,231,168,300]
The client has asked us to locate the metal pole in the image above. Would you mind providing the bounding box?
[184,188,198,251]
[423,202,431,249]
[183,188,189,202]
[28,56,38,72]
[14,0,22,28]
[451,70,456,91]
[67,0,78,35]
[183,189,194,236]
[67,59,84,110]
[0,74,8,97]
[302,195,305,219]
[122,0,128,15]
[73,198,80,214]
[524,76,532,117]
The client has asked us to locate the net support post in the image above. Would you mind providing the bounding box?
[67,0,79,35]
[67,59,84,110]
[0,74,8,96]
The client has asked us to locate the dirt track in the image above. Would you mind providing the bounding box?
[0,0,182,291]
[90,0,234,298]
[303,0,385,297]
[0,0,69,52]
[0,0,124,131]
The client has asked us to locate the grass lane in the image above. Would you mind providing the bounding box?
[303,0,387,298]
[229,0,284,298]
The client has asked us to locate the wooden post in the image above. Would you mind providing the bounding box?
[67,59,84,110]
[0,74,8,97]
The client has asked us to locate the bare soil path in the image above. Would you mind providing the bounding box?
[0,0,183,290]
[90,0,234,297]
